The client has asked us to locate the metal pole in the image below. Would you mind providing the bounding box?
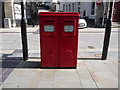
[21,1,28,60]
[102,1,113,60]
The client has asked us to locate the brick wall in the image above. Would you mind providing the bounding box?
[112,1,120,22]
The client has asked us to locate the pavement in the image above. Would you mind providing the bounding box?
[0,26,119,89]
[112,22,120,28]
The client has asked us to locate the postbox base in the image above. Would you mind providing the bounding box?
[40,67,76,69]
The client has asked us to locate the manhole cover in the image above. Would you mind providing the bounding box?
[95,54,102,57]
[88,46,94,49]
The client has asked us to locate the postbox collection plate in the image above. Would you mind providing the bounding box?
[64,25,74,32]
[44,25,54,32]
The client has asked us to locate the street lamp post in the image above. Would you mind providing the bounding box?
[102,1,113,60]
[21,1,28,61]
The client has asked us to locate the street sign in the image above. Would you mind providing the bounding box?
[14,4,21,20]
[96,0,103,5]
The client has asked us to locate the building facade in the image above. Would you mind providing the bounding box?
[0,0,119,28]
[59,1,119,27]
[60,2,96,19]
[0,1,21,28]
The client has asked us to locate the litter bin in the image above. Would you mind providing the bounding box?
[39,12,80,68]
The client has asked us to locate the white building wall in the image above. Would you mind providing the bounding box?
[60,1,96,19]
[74,3,78,12]
[80,2,96,19]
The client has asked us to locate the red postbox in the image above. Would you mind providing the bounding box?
[39,12,80,68]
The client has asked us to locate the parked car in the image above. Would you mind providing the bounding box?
[78,19,87,28]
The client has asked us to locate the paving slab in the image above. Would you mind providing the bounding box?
[37,81,53,88]
[54,69,81,83]
[53,69,82,88]
[77,66,97,88]
[102,60,118,77]
[53,82,82,88]
[77,60,86,68]
[91,72,118,88]
[40,69,56,82]
[0,68,3,76]
[37,69,56,88]
[1,76,7,82]
[85,61,111,72]
[2,69,43,88]
[2,69,13,77]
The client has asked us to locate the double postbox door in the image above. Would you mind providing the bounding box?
[39,12,80,68]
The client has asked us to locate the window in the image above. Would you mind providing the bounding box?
[83,10,86,16]
[69,4,71,11]
[91,2,95,15]
[78,7,80,12]
[78,2,80,5]
[72,3,74,12]
[63,4,65,11]
[66,5,68,11]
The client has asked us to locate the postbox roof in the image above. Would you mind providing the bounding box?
[39,12,80,17]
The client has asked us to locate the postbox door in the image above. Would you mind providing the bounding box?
[40,17,59,67]
[59,17,79,68]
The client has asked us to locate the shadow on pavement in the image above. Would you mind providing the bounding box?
[2,57,41,69]
[2,57,102,69]
[2,60,41,69]
[78,58,101,60]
